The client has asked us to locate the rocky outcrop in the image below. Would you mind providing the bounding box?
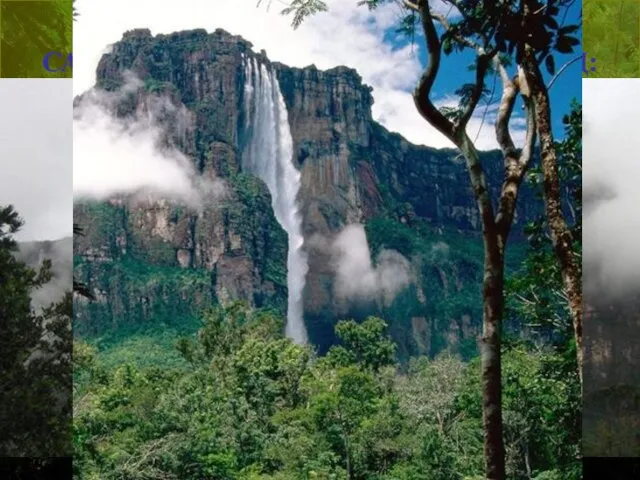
[74,28,538,355]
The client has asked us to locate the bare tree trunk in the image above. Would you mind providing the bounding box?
[524,441,532,480]
[521,46,583,387]
[481,245,506,480]
[459,134,508,480]
[337,406,353,479]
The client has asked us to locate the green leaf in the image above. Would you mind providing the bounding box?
[545,55,556,75]
[554,37,575,54]
[558,25,580,35]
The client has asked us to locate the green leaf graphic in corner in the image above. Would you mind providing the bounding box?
[0,0,72,78]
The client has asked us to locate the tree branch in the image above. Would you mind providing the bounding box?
[493,56,537,243]
[459,52,493,131]
[432,12,483,51]
[494,57,518,157]
[403,0,420,13]
[547,53,582,91]
[519,95,537,169]
[413,1,455,139]
[429,10,496,132]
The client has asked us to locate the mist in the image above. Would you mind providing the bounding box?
[0,80,72,242]
[73,71,225,207]
[15,237,72,312]
[583,79,640,299]
[331,224,411,306]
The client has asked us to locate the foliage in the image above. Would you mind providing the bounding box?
[499,101,582,477]
[0,205,72,456]
[583,0,640,77]
[230,172,288,294]
[73,223,94,299]
[506,100,581,341]
[327,317,396,372]
[74,303,580,479]
[0,458,72,480]
[456,345,580,479]
[72,5,582,478]
[258,0,329,29]
[0,0,72,78]
[362,206,526,361]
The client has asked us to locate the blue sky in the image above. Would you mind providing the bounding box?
[384,1,582,142]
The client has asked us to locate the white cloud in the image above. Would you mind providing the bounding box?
[73,72,225,206]
[73,0,518,151]
[331,224,411,305]
[583,78,640,298]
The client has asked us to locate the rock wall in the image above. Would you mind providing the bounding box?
[74,28,538,355]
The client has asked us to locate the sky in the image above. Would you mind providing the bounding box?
[73,0,582,152]
[583,79,640,299]
[0,80,73,242]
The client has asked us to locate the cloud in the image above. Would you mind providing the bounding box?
[73,0,518,151]
[331,224,411,305]
[15,237,72,312]
[73,72,225,207]
[583,78,640,299]
[0,80,72,242]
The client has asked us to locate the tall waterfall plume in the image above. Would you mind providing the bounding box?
[242,57,309,344]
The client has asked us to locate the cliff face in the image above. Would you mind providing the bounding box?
[74,28,536,356]
[582,296,640,456]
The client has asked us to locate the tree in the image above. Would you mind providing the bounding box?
[73,293,580,479]
[268,2,579,477]
[396,353,465,435]
[327,316,396,372]
[518,1,583,388]
[0,205,72,456]
[507,101,581,350]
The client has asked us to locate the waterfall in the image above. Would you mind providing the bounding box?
[242,57,309,344]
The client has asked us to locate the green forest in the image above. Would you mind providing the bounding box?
[583,0,640,77]
[73,311,580,480]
